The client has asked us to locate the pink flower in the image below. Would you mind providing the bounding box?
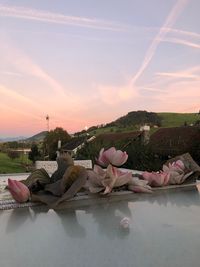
[8,179,30,203]
[162,160,192,185]
[142,171,170,187]
[172,160,185,170]
[96,147,128,167]
[163,160,185,173]
[143,160,192,187]
[128,177,152,193]
[87,164,132,194]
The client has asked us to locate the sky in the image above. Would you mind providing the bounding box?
[0,0,200,137]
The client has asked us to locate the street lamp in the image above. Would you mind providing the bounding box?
[56,140,61,158]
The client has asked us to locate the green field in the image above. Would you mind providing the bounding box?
[0,152,31,174]
[158,113,198,127]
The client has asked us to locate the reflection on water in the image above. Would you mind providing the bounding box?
[88,201,132,239]
[137,187,200,208]
[2,186,200,239]
[55,210,86,238]
[1,187,200,267]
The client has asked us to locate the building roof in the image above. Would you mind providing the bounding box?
[95,131,142,143]
[62,136,86,151]
[150,126,200,155]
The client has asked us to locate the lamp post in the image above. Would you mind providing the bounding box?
[56,140,61,158]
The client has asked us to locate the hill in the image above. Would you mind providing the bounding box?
[82,111,199,136]
[106,110,161,128]
[25,131,48,142]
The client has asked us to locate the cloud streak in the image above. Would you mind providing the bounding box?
[0,4,127,32]
[0,102,43,121]
[130,0,189,86]
[156,71,199,79]
[161,37,200,49]
[0,84,45,112]
[163,27,200,40]
[0,38,85,108]
[0,40,69,96]
[0,70,22,77]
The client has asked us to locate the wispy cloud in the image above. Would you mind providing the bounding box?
[0,84,44,112]
[141,65,200,96]
[130,0,189,86]
[156,71,199,79]
[140,80,200,113]
[96,1,190,109]
[0,70,22,77]
[141,87,166,93]
[161,37,200,49]
[0,38,103,130]
[152,65,200,86]
[0,39,79,100]
[163,27,200,40]
[0,102,43,121]
[141,64,200,113]
[97,83,138,106]
[0,4,127,32]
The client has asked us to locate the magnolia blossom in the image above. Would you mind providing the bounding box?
[8,179,30,203]
[128,177,152,193]
[163,159,185,173]
[142,160,193,187]
[163,160,193,185]
[87,164,132,194]
[142,171,169,187]
[96,147,128,167]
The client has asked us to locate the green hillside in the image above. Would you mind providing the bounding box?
[25,131,48,142]
[158,113,198,127]
[85,112,199,136]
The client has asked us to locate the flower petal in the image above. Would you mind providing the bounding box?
[8,179,30,203]
[96,148,110,167]
[128,184,152,193]
[111,150,128,166]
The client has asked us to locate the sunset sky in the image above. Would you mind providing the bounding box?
[0,0,200,137]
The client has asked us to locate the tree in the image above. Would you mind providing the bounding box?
[194,120,200,126]
[7,150,20,160]
[28,143,41,163]
[7,141,19,149]
[43,127,71,160]
[75,142,102,164]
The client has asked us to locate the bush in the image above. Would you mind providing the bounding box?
[29,144,41,163]
[75,142,102,164]
[123,141,164,171]
[7,150,20,160]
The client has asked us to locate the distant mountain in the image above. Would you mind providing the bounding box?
[0,136,27,142]
[25,131,48,142]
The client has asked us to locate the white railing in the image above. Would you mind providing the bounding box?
[35,160,92,174]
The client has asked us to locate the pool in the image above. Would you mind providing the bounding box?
[1,186,200,267]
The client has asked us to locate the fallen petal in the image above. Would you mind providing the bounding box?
[120,217,130,229]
